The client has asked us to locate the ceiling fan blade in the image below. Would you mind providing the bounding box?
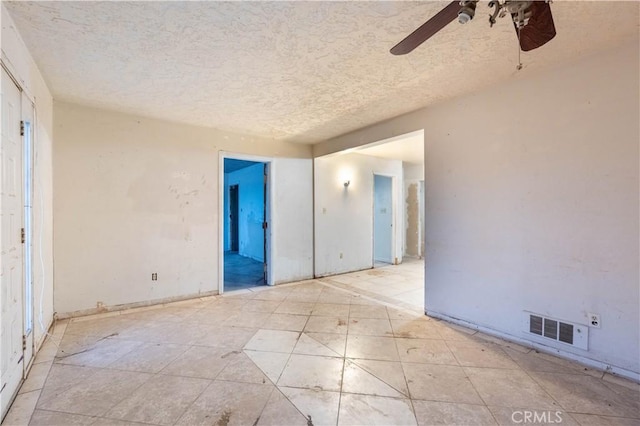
[516,1,556,51]
[391,1,460,55]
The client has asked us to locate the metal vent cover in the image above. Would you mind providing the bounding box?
[523,312,588,350]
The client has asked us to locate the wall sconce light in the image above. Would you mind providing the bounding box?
[339,167,353,189]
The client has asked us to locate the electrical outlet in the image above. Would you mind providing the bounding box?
[588,313,601,328]
[152,273,158,281]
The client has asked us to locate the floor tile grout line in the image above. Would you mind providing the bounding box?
[336,351,347,426]
[388,319,419,426]
[334,388,421,401]
[161,376,215,426]
[12,388,43,426]
[26,407,96,423]
[317,280,424,317]
[564,410,640,420]
[34,365,102,406]
[517,363,585,416]
[50,365,155,422]
[251,385,278,426]
[454,358,495,419]
[395,350,421,425]
[299,332,344,358]
[442,339,469,369]
[34,323,103,409]
[347,358,410,399]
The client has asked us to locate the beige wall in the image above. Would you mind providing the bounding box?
[53,102,312,315]
[314,41,640,378]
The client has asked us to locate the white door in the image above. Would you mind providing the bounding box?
[373,174,393,264]
[22,94,35,370]
[1,68,25,418]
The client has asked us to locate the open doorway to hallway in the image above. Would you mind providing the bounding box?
[373,174,394,267]
[222,158,269,291]
[313,130,426,310]
[323,257,425,310]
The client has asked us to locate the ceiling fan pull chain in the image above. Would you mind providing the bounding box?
[516,27,523,70]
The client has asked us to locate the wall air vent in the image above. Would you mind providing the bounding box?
[523,312,588,350]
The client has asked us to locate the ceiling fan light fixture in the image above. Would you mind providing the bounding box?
[458,2,476,24]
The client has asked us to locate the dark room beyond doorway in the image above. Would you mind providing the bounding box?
[223,158,268,291]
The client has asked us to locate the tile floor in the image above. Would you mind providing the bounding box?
[325,257,425,310]
[3,276,639,426]
[224,252,266,291]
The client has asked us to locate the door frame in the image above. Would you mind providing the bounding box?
[418,180,425,259]
[21,93,35,372]
[219,152,273,293]
[372,173,396,266]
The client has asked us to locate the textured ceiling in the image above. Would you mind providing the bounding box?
[5,1,639,144]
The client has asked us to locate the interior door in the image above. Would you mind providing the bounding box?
[373,174,393,264]
[262,163,268,283]
[229,185,239,252]
[1,67,25,418]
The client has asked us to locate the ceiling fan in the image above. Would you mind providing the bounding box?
[390,1,556,56]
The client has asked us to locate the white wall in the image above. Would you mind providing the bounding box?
[403,162,423,181]
[1,5,54,351]
[270,157,314,284]
[314,42,640,377]
[314,153,403,276]
[224,163,265,262]
[54,102,313,315]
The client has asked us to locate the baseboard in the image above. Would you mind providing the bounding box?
[57,290,219,319]
[34,317,55,352]
[426,310,640,383]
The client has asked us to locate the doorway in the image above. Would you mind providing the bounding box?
[1,66,35,419]
[222,157,270,292]
[373,174,394,266]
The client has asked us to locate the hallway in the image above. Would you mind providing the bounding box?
[323,257,424,311]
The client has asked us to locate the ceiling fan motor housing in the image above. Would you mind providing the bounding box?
[505,1,534,28]
[504,1,533,14]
